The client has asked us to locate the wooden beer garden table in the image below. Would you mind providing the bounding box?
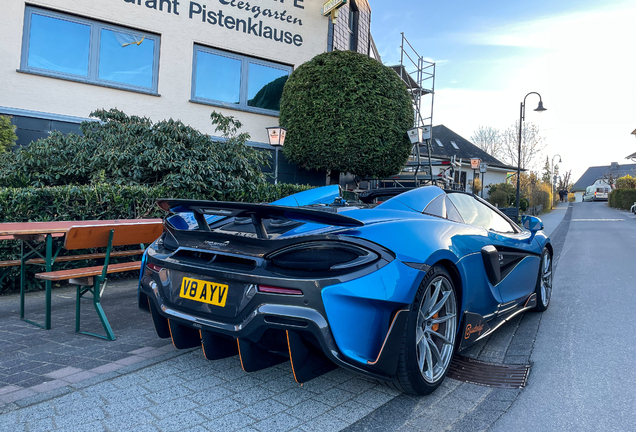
[0,219,162,330]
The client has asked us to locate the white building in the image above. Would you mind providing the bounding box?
[0,0,376,184]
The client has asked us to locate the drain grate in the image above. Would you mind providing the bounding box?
[447,355,530,389]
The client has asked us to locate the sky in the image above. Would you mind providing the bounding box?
[369,0,636,184]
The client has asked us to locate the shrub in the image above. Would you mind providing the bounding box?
[0,115,17,152]
[0,109,269,200]
[609,189,636,210]
[0,182,313,293]
[279,50,413,180]
[487,183,516,207]
[488,190,508,208]
[615,175,636,190]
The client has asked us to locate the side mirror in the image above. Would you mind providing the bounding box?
[521,215,543,243]
[522,215,544,232]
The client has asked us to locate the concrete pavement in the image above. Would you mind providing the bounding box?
[490,202,636,431]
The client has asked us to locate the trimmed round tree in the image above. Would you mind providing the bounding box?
[279,50,413,182]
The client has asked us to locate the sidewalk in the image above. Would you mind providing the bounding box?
[537,201,569,237]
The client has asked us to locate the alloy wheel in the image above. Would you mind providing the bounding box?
[416,276,457,383]
[541,252,552,307]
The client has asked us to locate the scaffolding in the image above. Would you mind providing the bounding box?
[386,33,458,188]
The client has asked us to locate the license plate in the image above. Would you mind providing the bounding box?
[179,277,229,307]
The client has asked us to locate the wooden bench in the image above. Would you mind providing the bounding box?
[35,223,163,340]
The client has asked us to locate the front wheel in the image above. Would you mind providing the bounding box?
[534,248,552,312]
[396,265,458,395]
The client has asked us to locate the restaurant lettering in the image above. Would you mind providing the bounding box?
[122,0,305,46]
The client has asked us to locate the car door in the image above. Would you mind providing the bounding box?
[446,193,541,305]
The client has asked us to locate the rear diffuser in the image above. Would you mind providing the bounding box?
[168,319,201,349]
[237,338,287,372]
[148,298,170,339]
[287,330,336,383]
[200,330,238,360]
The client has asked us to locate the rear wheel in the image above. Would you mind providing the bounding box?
[396,265,458,395]
[534,248,552,312]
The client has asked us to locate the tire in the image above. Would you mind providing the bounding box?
[534,247,552,312]
[396,265,458,395]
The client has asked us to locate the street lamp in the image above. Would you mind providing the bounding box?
[266,126,287,185]
[551,154,562,208]
[515,92,547,223]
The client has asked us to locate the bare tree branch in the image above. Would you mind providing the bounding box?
[470,126,503,160]
[500,121,546,171]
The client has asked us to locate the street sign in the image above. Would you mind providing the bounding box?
[479,162,488,173]
[422,125,432,140]
[470,158,481,170]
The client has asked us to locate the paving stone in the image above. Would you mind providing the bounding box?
[221,376,266,393]
[285,399,331,421]
[321,368,356,384]
[271,386,315,407]
[109,373,149,389]
[327,400,374,424]
[58,420,108,432]
[43,366,83,380]
[101,385,150,402]
[114,355,148,366]
[188,386,234,407]
[30,379,68,393]
[231,386,276,406]
[155,410,206,432]
[145,384,193,404]
[59,371,98,384]
[182,375,224,392]
[204,411,255,432]
[311,387,357,408]
[241,399,287,421]
[335,378,377,395]
[89,362,126,374]
[404,415,449,432]
[196,397,244,420]
[53,406,106,429]
[141,374,187,392]
[215,366,249,382]
[352,388,394,410]
[252,412,301,432]
[298,413,348,432]
[0,388,37,404]
[26,416,55,432]
[148,396,200,419]
[299,376,338,394]
[103,409,157,431]
[0,385,20,396]
[104,395,154,416]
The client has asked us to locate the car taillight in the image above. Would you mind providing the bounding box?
[146,263,163,272]
[267,241,378,271]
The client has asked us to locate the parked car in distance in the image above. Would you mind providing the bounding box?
[138,185,553,395]
[583,184,611,201]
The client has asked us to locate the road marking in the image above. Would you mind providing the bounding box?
[572,219,625,221]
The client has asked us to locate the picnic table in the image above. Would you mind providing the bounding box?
[0,219,162,334]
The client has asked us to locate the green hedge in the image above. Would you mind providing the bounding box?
[0,182,313,293]
[608,189,636,210]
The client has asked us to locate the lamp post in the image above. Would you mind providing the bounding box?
[551,154,562,208]
[515,92,547,223]
[266,127,287,185]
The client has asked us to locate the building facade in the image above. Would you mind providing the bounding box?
[0,0,373,184]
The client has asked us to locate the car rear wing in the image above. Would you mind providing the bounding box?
[156,199,364,239]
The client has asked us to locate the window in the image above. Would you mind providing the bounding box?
[348,1,359,52]
[21,7,160,94]
[435,138,444,147]
[451,141,459,150]
[447,193,516,233]
[192,45,292,114]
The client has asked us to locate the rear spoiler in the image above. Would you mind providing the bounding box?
[157,199,364,239]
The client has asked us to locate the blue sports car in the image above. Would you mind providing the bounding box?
[138,185,552,395]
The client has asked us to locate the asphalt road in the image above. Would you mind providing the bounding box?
[490,202,636,432]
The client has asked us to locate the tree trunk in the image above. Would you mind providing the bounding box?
[328,170,340,186]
